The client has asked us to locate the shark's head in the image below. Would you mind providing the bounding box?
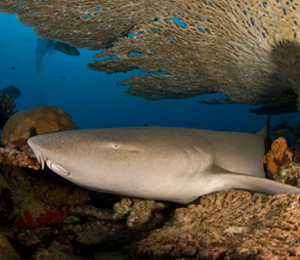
[28,133,71,177]
[27,129,154,194]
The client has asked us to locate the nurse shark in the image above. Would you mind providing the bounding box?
[28,119,300,204]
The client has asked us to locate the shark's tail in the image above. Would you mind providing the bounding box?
[220,172,300,195]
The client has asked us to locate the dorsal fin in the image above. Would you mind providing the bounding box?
[257,116,270,137]
[256,116,270,153]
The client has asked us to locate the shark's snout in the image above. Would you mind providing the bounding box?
[28,137,47,170]
[28,136,70,177]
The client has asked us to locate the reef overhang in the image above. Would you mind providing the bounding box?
[1,0,299,114]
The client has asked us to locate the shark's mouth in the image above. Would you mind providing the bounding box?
[46,160,70,177]
[30,147,47,170]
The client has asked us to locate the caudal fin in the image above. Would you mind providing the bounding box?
[46,40,55,48]
[221,172,300,195]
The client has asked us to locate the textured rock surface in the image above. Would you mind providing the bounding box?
[0,231,23,260]
[1,161,300,259]
[135,191,300,259]
[1,105,76,146]
[0,1,299,113]
[0,162,169,259]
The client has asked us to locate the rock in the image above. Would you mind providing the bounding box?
[135,191,300,259]
[0,231,24,260]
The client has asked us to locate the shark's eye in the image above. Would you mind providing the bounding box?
[111,143,120,150]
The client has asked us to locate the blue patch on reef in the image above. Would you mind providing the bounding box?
[170,18,186,28]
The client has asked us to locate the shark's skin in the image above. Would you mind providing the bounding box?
[27,122,300,204]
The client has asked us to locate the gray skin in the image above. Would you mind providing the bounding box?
[27,122,300,204]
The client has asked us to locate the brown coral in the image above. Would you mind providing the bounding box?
[0,1,299,114]
[135,191,300,260]
[1,104,76,146]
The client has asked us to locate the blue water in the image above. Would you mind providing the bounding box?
[0,13,299,133]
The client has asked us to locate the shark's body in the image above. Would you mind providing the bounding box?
[28,122,300,204]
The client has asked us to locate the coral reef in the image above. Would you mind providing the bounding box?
[0,162,169,259]
[0,164,93,255]
[1,110,300,258]
[0,231,23,260]
[0,1,299,114]
[1,147,300,258]
[135,191,300,259]
[0,146,40,170]
[1,104,76,146]
[0,105,76,170]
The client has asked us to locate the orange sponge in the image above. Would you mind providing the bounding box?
[263,137,293,174]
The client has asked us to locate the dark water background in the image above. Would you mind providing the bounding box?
[0,13,299,132]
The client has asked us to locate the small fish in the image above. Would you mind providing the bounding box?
[11,66,15,71]
[23,39,33,43]
[46,40,80,56]
[60,75,66,81]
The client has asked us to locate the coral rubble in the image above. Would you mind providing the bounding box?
[0,1,299,114]
[1,104,76,146]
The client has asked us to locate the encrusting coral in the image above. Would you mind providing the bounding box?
[0,1,300,114]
